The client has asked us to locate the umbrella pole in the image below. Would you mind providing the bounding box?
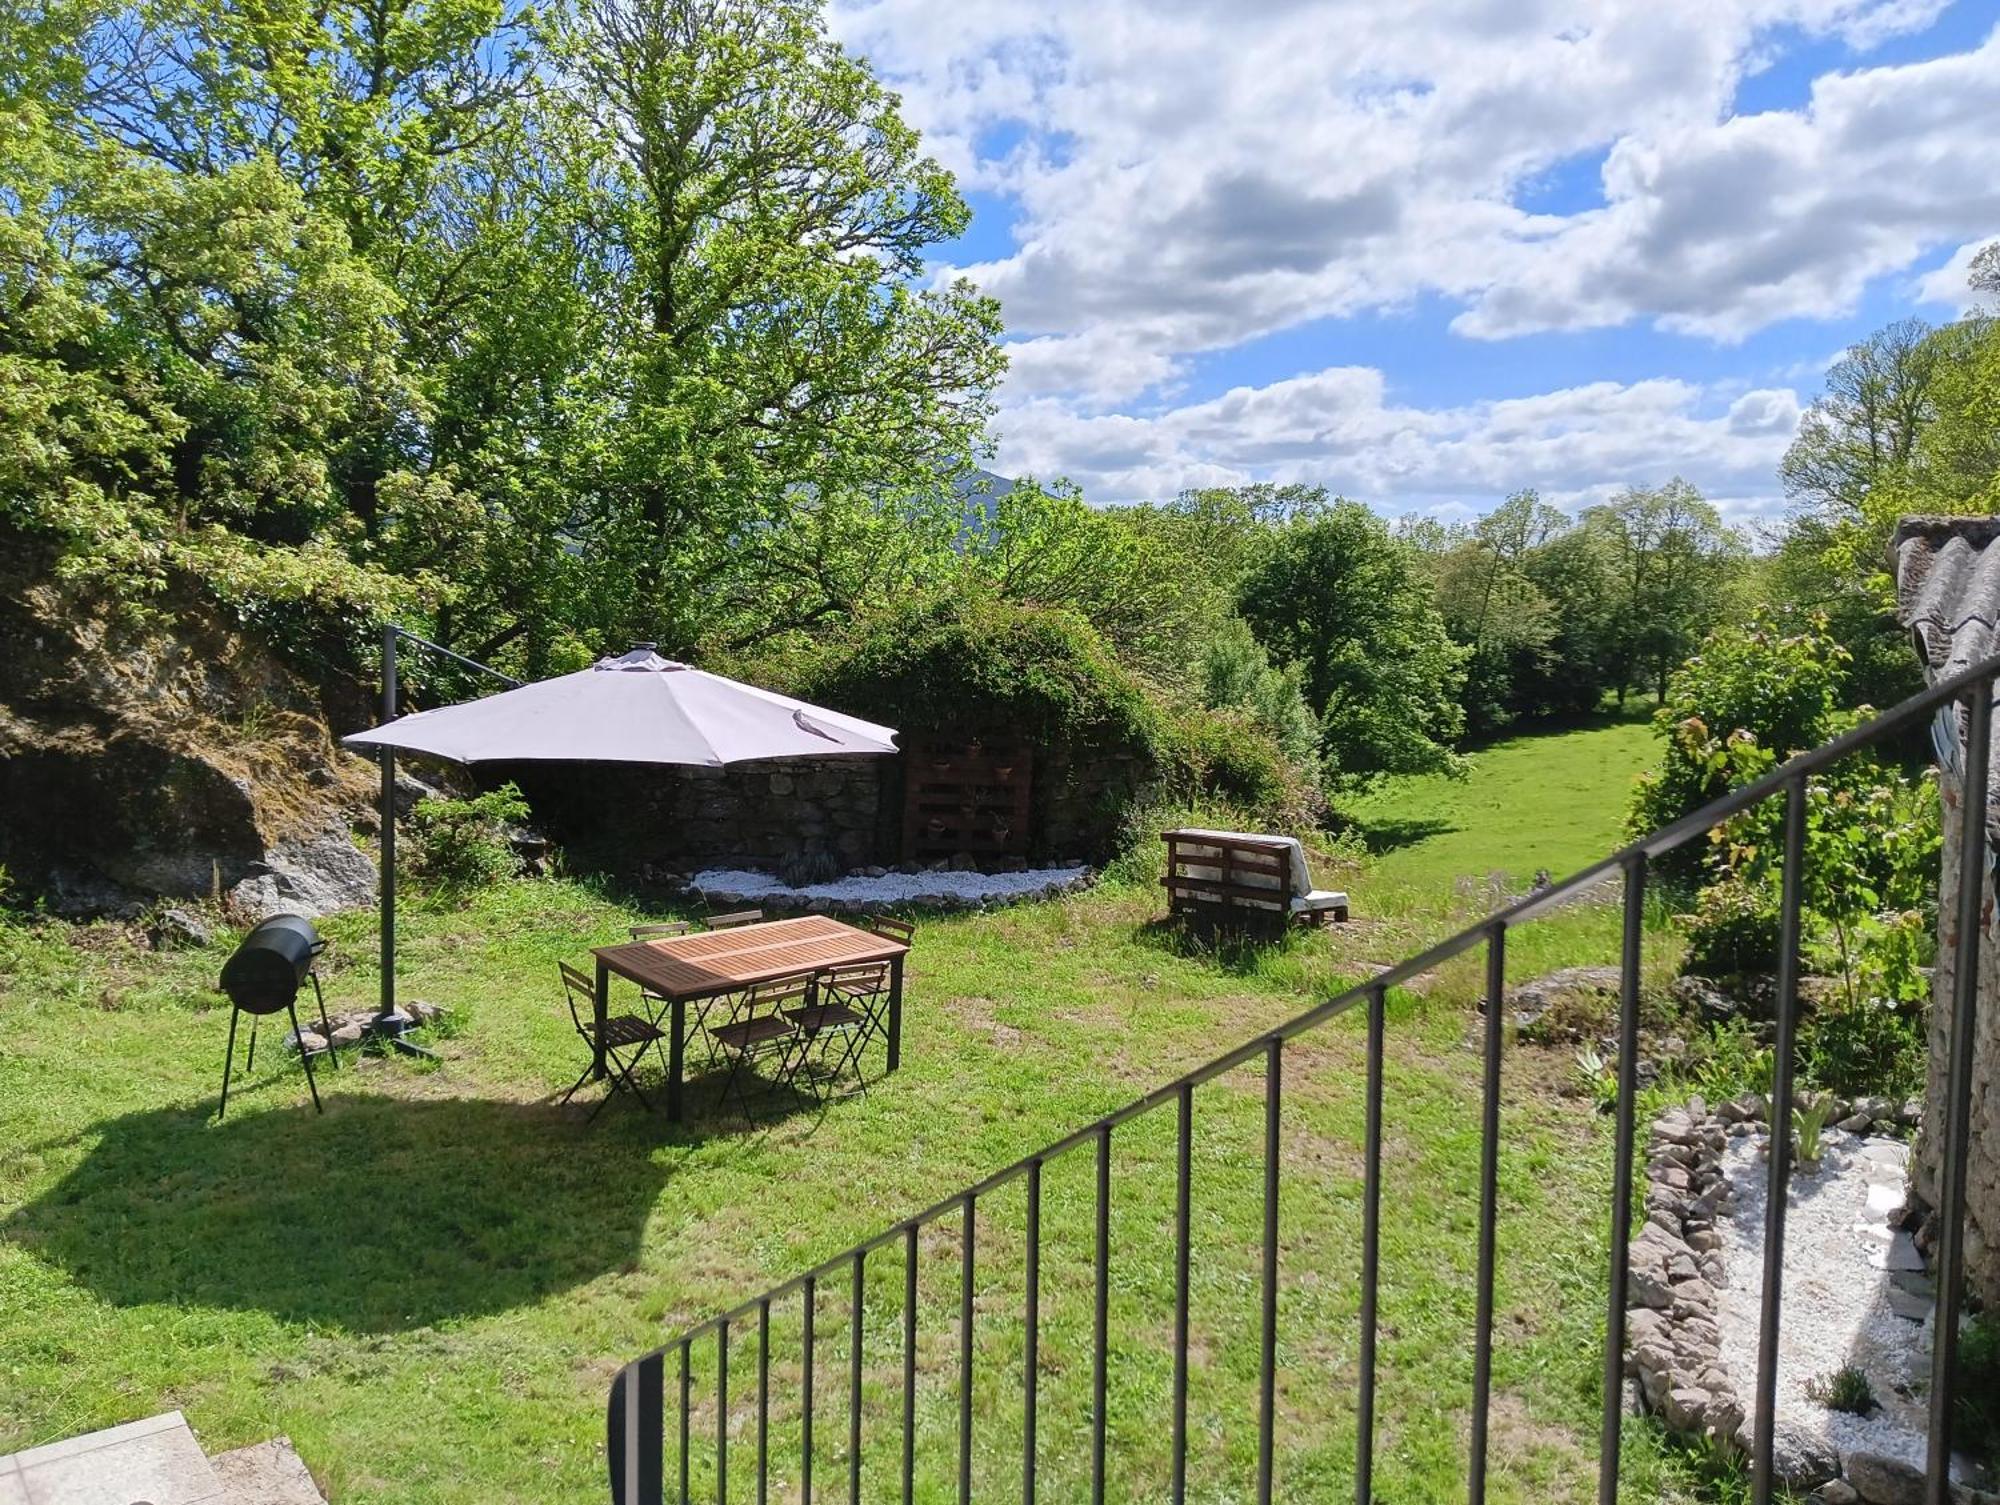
[370,624,436,1060]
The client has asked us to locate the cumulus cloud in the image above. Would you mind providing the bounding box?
[1913,238,2000,315]
[828,0,1974,510]
[994,368,1803,521]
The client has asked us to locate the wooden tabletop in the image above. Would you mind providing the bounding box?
[592,915,908,1001]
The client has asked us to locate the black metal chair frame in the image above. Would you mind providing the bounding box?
[792,961,890,1096]
[218,967,338,1120]
[559,961,667,1123]
[704,908,764,930]
[708,975,809,1118]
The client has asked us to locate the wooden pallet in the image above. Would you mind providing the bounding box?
[900,737,1033,861]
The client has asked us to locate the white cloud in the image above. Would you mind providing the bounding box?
[828,0,1975,511]
[995,368,1802,522]
[1912,238,2000,315]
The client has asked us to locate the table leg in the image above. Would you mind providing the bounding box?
[593,960,609,1081]
[887,952,905,1073]
[667,997,686,1124]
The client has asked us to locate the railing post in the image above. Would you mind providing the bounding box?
[1469,923,1506,1505]
[1928,677,1991,1505]
[1024,1158,1042,1505]
[1598,855,1647,1504]
[850,1253,864,1505]
[1172,1081,1193,1505]
[1257,1038,1282,1505]
[959,1196,975,1505]
[804,1276,816,1505]
[679,1341,692,1505]
[1092,1127,1111,1505]
[758,1299,770,1505]
[1357,984,1385,1505]
[717,1320,729,1505]
[1752,776,1808,1505]
[903,1225,918,1505]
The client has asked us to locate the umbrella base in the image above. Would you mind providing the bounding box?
[365,1008,439,1060]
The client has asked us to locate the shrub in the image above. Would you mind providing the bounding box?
[1677,875,1782,977]
[1163,703,1324,831]
[1629,610,1849,868]
[1799,995,1926,1101]
[408,783,530,890]
[1198,617,1320,766]
[795,593,1159,756]
[1958,1314,2000,1460]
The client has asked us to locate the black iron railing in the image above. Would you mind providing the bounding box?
[607,656,1997,1505]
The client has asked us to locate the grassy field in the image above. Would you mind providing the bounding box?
[1343,710,1658,897]
[0,717,1709,1503]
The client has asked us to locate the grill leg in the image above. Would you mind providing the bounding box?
[287,999,323,1115]
[246,1016,259,1073]
[310,971,339,1070]
[217,1006,241,1121]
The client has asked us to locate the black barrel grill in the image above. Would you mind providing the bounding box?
[216,914,339,1118]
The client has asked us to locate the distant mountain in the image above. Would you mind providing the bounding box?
[953,467,1015,532]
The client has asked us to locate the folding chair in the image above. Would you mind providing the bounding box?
[859,912,914,946]
[789,962,887,1097]
[557,961,667,1122]
[629,921,692,1028]
[709,974,807,1116]
[706,908,764,930]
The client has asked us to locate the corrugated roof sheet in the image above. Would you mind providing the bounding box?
[1892,515,2000,837]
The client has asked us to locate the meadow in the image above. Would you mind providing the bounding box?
[0,715,1731,1503]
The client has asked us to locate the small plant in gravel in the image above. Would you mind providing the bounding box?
[1806,1363,1877,1415]
[1792,1097,1831,1166]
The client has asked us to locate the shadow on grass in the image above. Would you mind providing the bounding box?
[5,1080,816,1334]
[1134,916,1301,977]
[1351,815,1457,856]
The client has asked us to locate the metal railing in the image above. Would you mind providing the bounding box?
[606,656,1997,1505]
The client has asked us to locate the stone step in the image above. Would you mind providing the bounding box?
[0,1415,326,1505]
[207,1439,325,1505]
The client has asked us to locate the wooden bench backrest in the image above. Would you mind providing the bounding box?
[1161,830,1293,918]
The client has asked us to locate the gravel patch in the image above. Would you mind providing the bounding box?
[691,865,1089,907]
[1715,1128,1933,1469]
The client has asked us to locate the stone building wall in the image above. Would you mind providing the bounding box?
[1893,514,2000,1311]
[494,756,896,880]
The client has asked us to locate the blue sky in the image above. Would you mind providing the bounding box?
[836,0,1999,523]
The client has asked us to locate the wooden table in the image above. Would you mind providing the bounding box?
[591,916,910,1121]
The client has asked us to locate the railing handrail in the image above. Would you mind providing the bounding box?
[628,650,1993,1358]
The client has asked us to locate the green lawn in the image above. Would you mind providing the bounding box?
[0,719,1713,1504]
[1343,710,1658,897]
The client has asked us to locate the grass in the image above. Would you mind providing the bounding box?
[1342,710,1657,898]
[0,718,1712,1503]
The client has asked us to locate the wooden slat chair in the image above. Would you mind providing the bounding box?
[789,961,889,1097]
[705,908,764,930]
[859,913,914,946]
[709,974,809,1116]
[629,920,693,1029]
[558,961,668,1122]
[1161,829,1349,933]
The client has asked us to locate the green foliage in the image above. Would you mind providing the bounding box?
[1236,495,1468,788]
[1197,617,1320,765]
[1676,876,1781,977]
[1957,1313,2000,1461]
[408,783,531,891]
[1805,1364,1875,1414]
[794,594,1159,755]
[1161,703,1323,830]
[1799,994,1927,1102]
[1681,1017,1775,1104]
[1629,609,1851,859]
[1792,1097,1831,1165]
[2,0,1002,678]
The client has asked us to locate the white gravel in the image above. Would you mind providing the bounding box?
[1715,1128,1933,1468]
[690,865,1089,906]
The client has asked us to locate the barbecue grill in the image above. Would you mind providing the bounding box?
[216,913,340,1118]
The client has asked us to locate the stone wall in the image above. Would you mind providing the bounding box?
[493,756,897,880]
[1917,757,2000,1312]
[1030,746,1150,863]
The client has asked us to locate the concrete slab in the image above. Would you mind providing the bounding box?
[206,1439,324,1505]
[0,1412,224,1505]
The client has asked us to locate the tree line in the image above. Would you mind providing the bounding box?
[6,0,1995,825]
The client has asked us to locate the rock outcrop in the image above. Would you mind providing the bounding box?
[0,565,379,918]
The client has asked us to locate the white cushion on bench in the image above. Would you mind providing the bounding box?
[1291,888,1348,914]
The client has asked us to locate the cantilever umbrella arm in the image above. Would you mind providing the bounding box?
[372,624,523,1032]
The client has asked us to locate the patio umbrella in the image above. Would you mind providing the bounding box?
[343,644,898,764]
[340,639,899,1036]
